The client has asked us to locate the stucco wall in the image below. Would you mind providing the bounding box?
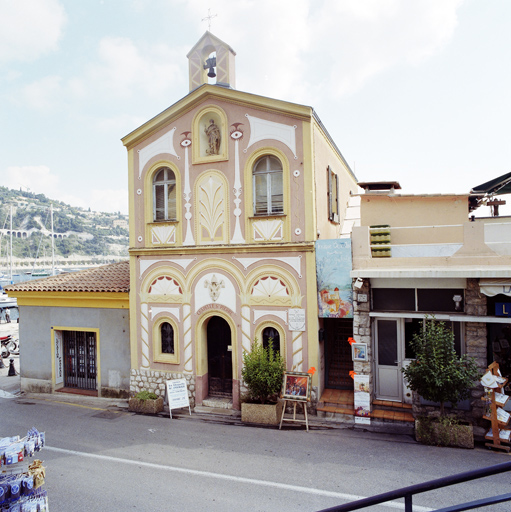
[18,306,130,397]
[313,122,358,240]
[360,194,468,231]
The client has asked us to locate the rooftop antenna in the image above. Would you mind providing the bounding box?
[202,8,217,32]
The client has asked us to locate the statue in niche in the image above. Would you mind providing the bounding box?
[204,119,221,155]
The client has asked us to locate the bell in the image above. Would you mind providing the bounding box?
[204,57,217,79]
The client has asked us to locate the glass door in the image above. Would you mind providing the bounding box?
[375,318,402,401]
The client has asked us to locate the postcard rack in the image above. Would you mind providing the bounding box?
[481,362,511,453]
[0,428,48,510]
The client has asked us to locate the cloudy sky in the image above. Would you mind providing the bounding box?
[1,0,510,215]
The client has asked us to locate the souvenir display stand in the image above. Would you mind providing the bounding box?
[0,428,48,511]
[481,362,511,453]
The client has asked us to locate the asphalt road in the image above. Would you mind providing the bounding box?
[2,393,511,512]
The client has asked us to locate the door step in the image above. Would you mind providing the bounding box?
[195,396,240,417]
[202,396,233,409]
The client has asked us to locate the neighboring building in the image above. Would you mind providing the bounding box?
[113,219,129,230]
[349,180,511,435]
[122,32,358,410]
[5,262,130,398]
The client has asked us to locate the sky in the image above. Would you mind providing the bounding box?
[1,0,510,216]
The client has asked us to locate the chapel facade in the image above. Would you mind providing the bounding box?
[122,32,358,409]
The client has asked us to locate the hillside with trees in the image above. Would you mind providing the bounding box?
[0,187,129,271]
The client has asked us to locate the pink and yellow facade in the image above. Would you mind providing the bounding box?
[122,32,358,409]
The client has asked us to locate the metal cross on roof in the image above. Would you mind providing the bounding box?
[202,8,217,31]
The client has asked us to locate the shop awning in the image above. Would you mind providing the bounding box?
[480,278,511,297]
[471,172,511,195]
[470,171,511,211]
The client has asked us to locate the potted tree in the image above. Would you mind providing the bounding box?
[402,317,480,448]
[128,390,164,414]
[241,340,286,425]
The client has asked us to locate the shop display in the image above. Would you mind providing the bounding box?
[482,362,511,452]
[0,428,48,511]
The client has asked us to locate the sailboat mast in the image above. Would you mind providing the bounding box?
[51,204,55,276]
[9,204,12,282]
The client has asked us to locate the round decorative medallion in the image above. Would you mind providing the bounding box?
[180,139,191,147]
[294,228,302,235]
[137,236,143,242]
[293,170,300,177]
[137,189,142,195]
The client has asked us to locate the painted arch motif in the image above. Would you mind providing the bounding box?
[249,275,293,306]
[141,275,184,303]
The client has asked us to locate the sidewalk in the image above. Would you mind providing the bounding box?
[0,321,414,437]
[0,321,21,399]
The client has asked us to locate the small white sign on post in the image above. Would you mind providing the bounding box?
[166,378,191,419]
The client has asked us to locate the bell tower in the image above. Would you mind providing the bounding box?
[187,31,236,92]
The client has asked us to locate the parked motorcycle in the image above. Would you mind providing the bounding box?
[0,335,19,358]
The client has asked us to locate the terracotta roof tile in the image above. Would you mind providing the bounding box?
[5,261,130,293]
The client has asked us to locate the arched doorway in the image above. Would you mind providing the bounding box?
[207,316,232,397]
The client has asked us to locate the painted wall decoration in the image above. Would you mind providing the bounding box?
[316,239,353,318]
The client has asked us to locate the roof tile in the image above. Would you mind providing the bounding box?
[5,261,130,293]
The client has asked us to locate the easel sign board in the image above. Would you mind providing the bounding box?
[166,379,191,418]
[280,372,312,431]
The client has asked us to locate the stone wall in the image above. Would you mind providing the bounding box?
[130,369,196,409]
[352,279,373,397]
[465,278,488,433]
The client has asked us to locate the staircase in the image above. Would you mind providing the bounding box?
[317,389,414,427]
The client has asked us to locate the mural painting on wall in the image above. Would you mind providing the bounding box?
[315,239,353,318]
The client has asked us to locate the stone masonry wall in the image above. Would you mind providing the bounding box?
[130,369,196,409]
[352,279,372,400]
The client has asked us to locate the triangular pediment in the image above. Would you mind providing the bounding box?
[121,85,312,149]
[186,31,236,58]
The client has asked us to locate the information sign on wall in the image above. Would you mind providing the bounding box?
[288,309,306,331]
[54,330,63,385]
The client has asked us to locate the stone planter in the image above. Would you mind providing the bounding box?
[241,401,284,426]
[128,397,164,414]
[415,417,474,449]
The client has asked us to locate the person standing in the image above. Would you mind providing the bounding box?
[5,308,10,323]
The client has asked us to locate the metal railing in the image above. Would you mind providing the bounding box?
[315,460,511,512]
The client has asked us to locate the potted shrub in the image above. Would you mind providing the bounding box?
[241,340,286,425]
[128,390,164,414]
[402,317,480,448]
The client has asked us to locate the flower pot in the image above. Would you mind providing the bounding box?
[415,417,474,449]
[241,401,284,425]
[128,397,164,414]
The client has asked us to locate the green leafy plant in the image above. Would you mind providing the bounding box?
[134,390,159,401]
[242,340,286,404]
[402,317,479,416]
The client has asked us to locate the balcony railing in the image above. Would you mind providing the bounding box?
[315,460,511,512]
[352,218,511,263]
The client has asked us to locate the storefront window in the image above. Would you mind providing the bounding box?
[404,319,462,359]
[373,288,464,313]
